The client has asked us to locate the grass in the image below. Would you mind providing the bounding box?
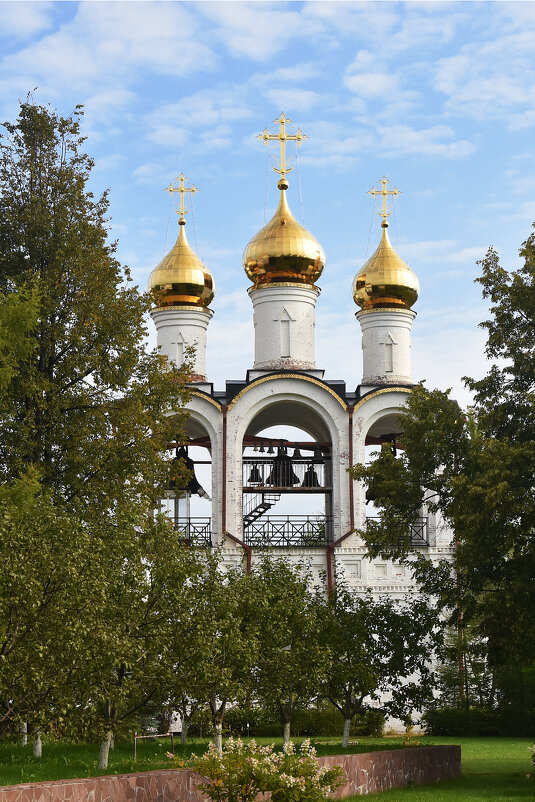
[0,734,533,800]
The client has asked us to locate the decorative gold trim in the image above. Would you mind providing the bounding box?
[248,282,320,291]
[228,374,347,410]
[190,390,222,410]
[353,386,411,412]
[356,307,416,317]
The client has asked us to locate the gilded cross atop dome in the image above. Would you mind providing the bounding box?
[166,173,198,225]
[353,176,418,310]
[368,176,401,228]
[148,173,214,308]
[259,113,308,189]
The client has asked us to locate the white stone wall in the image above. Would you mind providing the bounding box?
[356,308,416,385]
[151,306,213,380]
[248,284,320,372]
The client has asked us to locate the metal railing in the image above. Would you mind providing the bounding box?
[243,458,329,490]
[365,516,429,547]
[173,517,212,547]
[243,515,333,547]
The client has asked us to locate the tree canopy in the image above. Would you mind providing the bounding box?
[351,224,535,671]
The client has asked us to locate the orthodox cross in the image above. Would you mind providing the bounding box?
[259,113,308,185]
[368,176,401,225]
[166,173,198,224]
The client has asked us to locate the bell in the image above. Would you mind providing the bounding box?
[253,442,258,452]
[313,445,323,461]
[248,466,262,484]
[266,446,299,487]
[267,443,274,455]
[302,466,320,487]
[293,447,302,459]
[169,446,211,500]
[259,442,265,453]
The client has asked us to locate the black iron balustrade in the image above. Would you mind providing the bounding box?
[365,516,429,547]
[173,517,212,547]
[243,458,329,491]
[243,515,333,547]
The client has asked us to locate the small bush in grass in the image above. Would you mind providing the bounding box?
[181,737,345,802]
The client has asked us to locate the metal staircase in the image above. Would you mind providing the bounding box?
[243,492,281,527]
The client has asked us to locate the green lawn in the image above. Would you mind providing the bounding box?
[0,735,533,801]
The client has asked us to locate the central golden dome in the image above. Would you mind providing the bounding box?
[148,221,215,308]
[353,222,419,310]
[243,186,325,287]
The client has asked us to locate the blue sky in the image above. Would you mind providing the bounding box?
[1,0,535,406]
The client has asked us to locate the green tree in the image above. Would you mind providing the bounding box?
[320,586,440,746]
[351,224,535,674]
[0,99,189,509]
[0,99,192,757]
[249,559,329,745]
[187,561,258,754]
[0,474,98,729]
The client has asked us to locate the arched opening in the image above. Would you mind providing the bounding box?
[241,401,333,547]
[158,416,213,547]
[363,412,428,548]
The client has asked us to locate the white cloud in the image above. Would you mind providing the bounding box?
[264,88,321,113]
[0,2,216,99]
[0,1,55,39]
[197,2,323,61]
[377,124,474,159]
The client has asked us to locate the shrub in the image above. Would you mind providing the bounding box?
[424,707,535,737]
[184,738,345,802]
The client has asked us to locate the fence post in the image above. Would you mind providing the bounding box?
[134,732,137,760]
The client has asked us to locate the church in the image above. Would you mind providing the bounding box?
[147,114,454,595]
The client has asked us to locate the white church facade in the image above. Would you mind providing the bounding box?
[147,115,455,596]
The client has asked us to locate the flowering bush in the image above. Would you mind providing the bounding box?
[182,737,345,802]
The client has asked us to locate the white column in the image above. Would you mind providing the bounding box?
[248,284,320,372]
[356,307,416,385]
[151,306,213,381]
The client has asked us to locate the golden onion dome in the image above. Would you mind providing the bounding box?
[148,221,215,308]
[353,222,419,310]
[243,182,325,287]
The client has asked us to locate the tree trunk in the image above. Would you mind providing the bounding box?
[283,720,291,746]
[98,730,113,770]
[32,727,42,758]
[181,719,188,745]
[213,721,223,755]
[342,717,352,748]
[19,722,28,747]
[109,733,115,750]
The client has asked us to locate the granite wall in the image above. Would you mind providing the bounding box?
[0,745,461,801]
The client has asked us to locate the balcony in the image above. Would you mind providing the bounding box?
[172,517,212,547]
[243,515,332,548]
[365,516,429,547]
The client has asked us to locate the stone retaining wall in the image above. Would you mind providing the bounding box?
[0,746,461,801]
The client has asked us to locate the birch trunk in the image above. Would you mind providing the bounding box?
[109,733,115,750]
[32,728,42,758]
[98,730,113,769]
[19,722,27,747]
[213,722,223,755]
[342,718,351,748]
[283,720,291,746]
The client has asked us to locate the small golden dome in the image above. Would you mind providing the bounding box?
[148,222,215,308]
[353,222,419,309]
[243,185,325,287]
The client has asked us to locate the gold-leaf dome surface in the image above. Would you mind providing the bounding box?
[148,223,215,307]
[353,223,419,309]
[243,189,325,287]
